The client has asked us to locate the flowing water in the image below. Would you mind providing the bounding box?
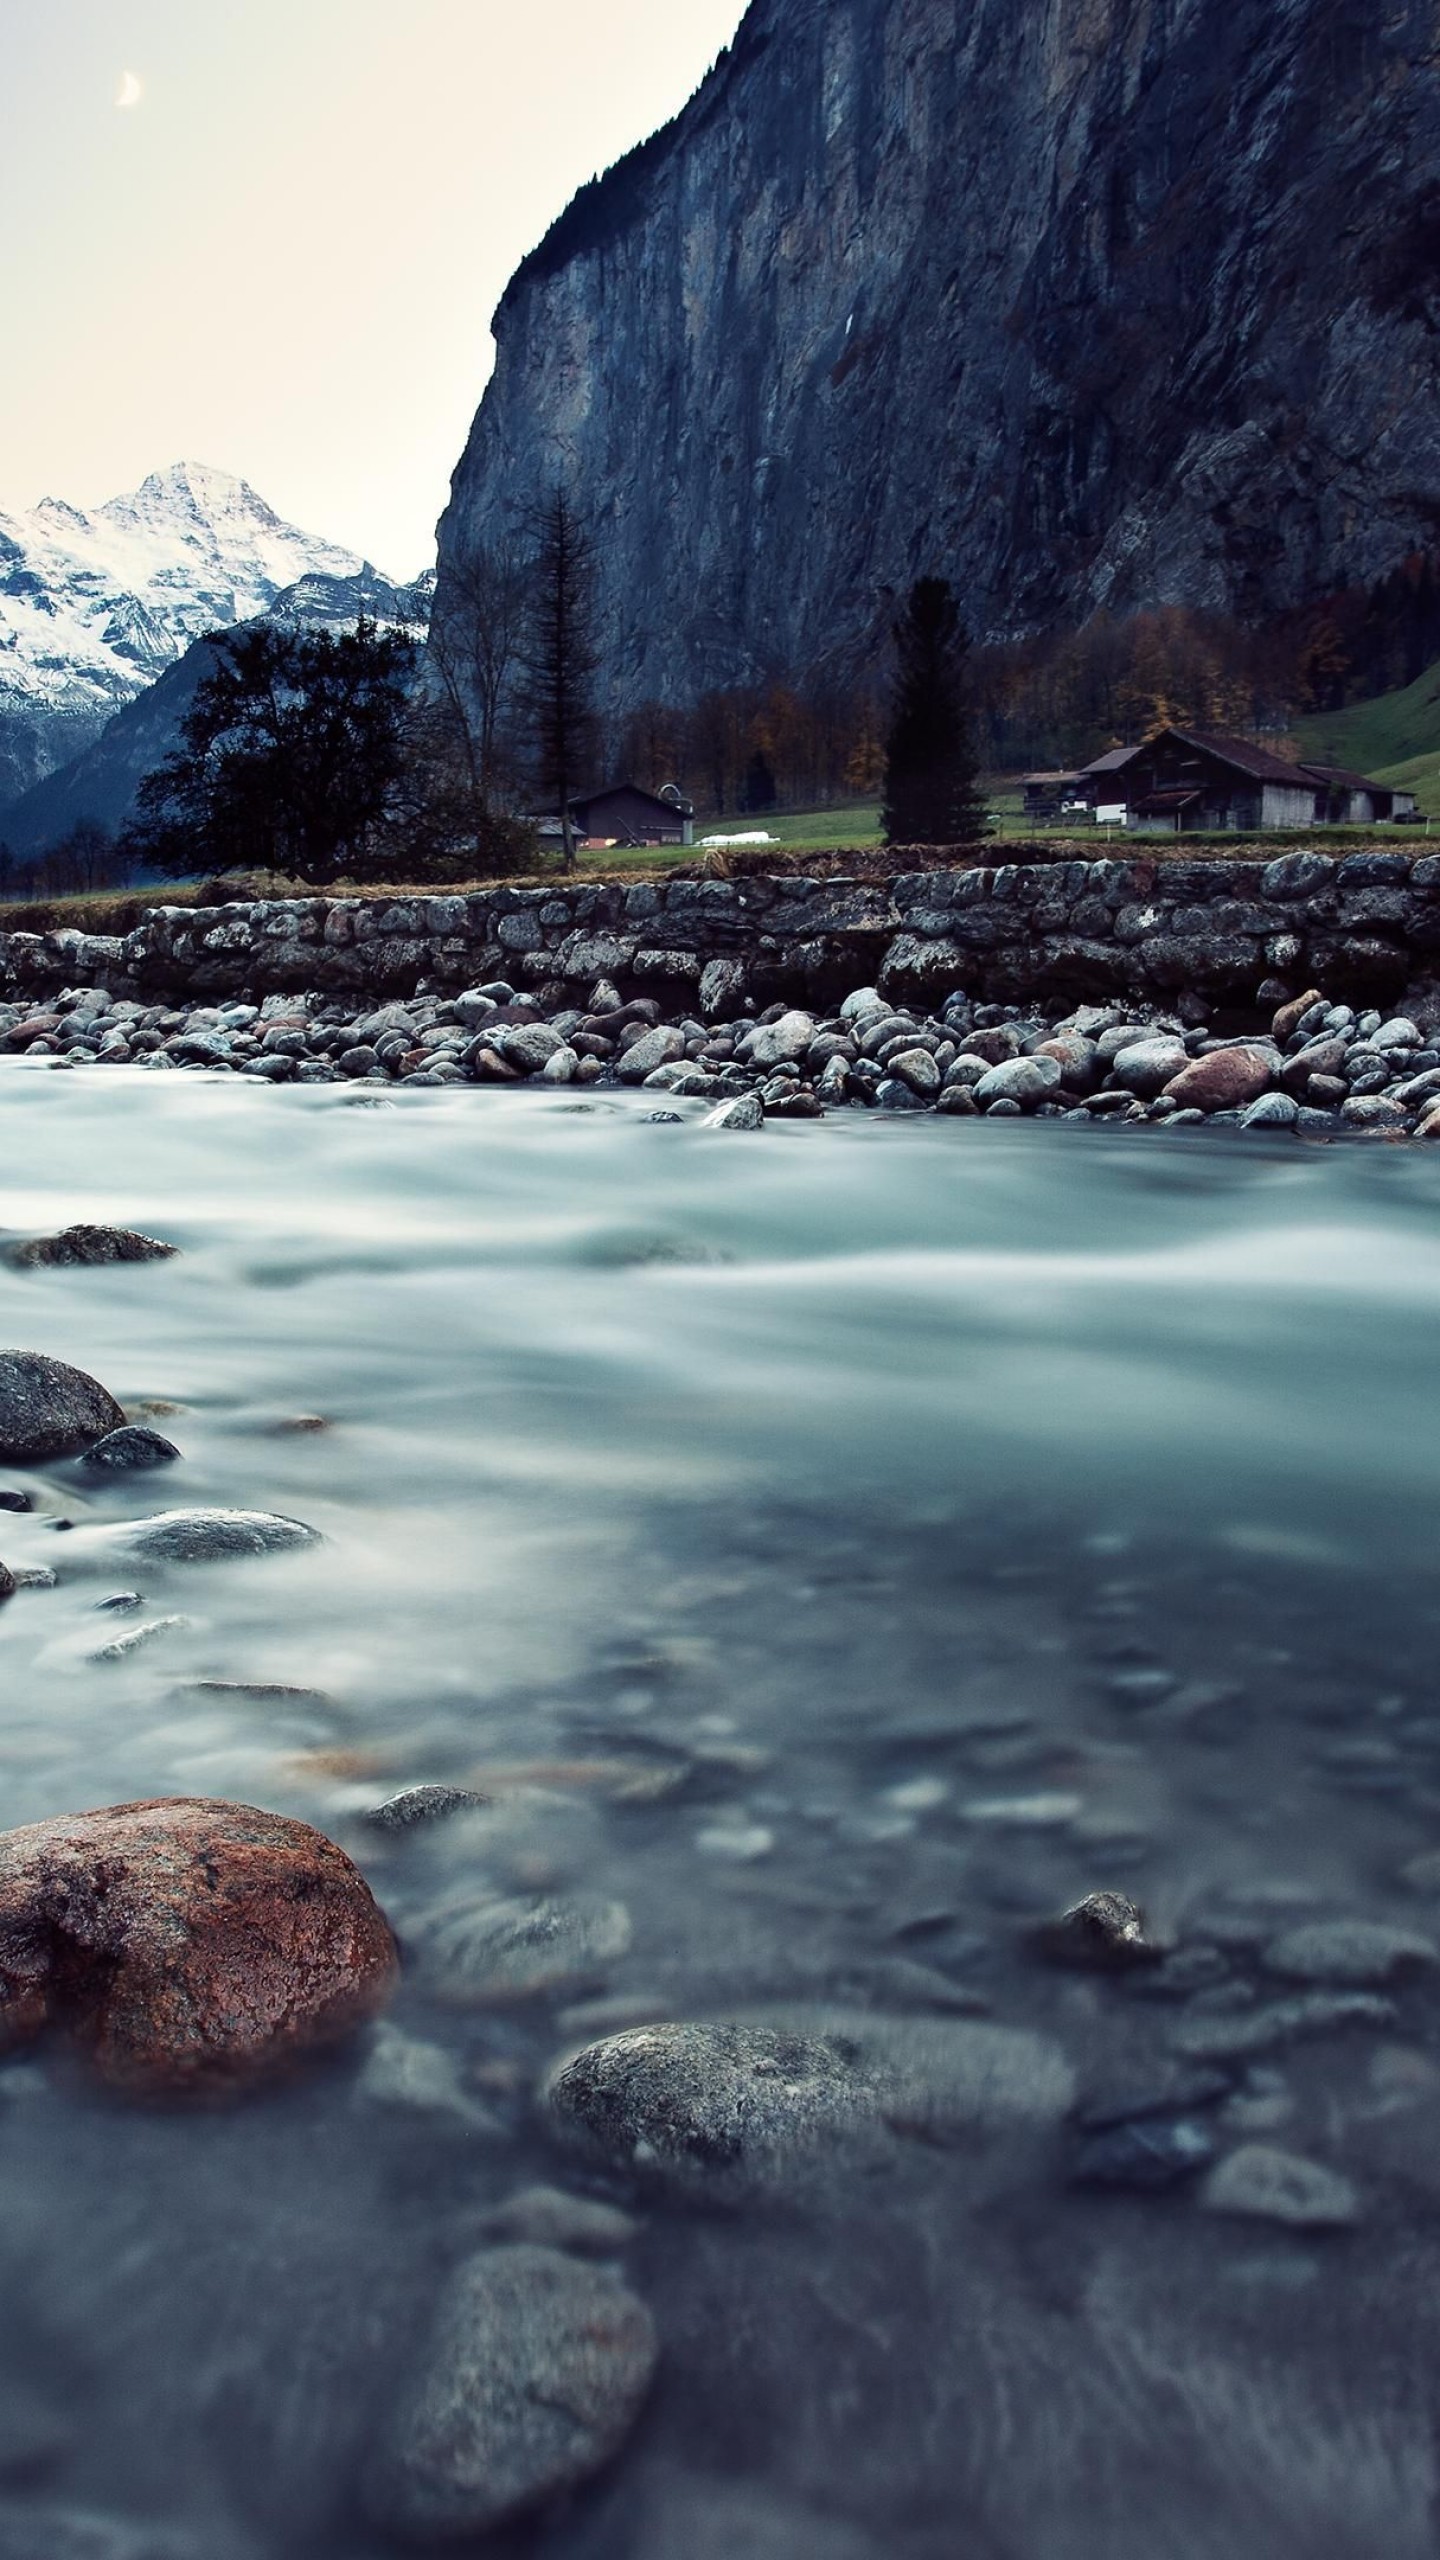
[3,1067,1440,2557]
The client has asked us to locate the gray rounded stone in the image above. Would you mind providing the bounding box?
[972,1055,1062,1108]
[366,2245,656,2537]
[0,1350,126,1462]
[1263,1920,1437,1986]
[1110,1037,1190,1097]
[703,1093,764,1130]
[543,2014,1074,2197]
[417,1891,633,2001]
[887,1045,942,1097]
[616,1026,687,1083]
[80,1425,182,1473]
[361,1785,489,1834]
[110,1508,318,1563]
[8,1225,178,1269]
[1201,2143,1360,2228]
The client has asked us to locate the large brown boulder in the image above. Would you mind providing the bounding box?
[0,1798,397,2096]
[1162,1045,1274,1113]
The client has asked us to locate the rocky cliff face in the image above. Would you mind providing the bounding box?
[438,0,1440,716]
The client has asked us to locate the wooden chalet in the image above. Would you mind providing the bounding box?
[546,782,695,849]
[1070,729,1418,833]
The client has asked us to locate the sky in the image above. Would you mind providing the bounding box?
[0,0,747,577]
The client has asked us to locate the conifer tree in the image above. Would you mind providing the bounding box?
[881,579,989,846]
[515,490,600,869]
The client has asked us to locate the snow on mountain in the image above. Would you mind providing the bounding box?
[0,462,389,805]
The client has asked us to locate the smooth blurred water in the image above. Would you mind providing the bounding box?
[3,1068,1440,2559]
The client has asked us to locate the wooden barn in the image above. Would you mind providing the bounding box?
[1072,729,1418,833]
[559,782,695,848]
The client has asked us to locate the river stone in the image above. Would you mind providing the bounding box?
[0,1351,125,1462]
[1162,1046,1274,1112]
[481,2185,641,2253]
[361,1785,489,1833]
[1110,1037,1189,1098]
[366,2245,656,2538]
[109,1509,318,1563]
[1272,987,1327,1045]
[416,1891,633,2001]
[742,1010,815,1069]
[8,1224,177,1269]
[616,1026,686,1083]
[0,1797,397,2095]
[1032,1890,1159,1970]
[704,1094,764,1130]
[1262,1920,1438,1986]
[698,958,747,1019]
[543,2014,1073,2197]
[0,1563,13,1603]
[1241,1092,1299,1129]
[80,1425,182,1473]
[1201,2144,1360,2228]
[887,1045,942,1096]
[972,1055,1063,1108]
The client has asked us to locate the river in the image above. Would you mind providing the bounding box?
[1,1066,1439,2558]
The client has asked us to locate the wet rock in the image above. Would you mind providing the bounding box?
[543,2014,1074,2198]
[1262,1920,1437,1986]
[366,2245,656,2538]
[1031,1889,1160,1970]
[1077,2064,1232,2128]
[0,1796,397,2095]
[1342,1095,1407,1131]
[481,2186,641,2254]
[354,2022,497,2131]
[361,1785,490,1833]
[616,1026,686,1083]
[703,1094,764,1131]
[1168,1992,1394,2061]
[1241,1092,1299,1130]
[1201,2143,1360,2228]
[973,1055,1062,1108]
[0,1492,31,1514]
[79,1425,182,1474]
[1071,2116,1215,2190]
[1272,987,1326,1045]
[8,1224,177,1269]
[1162,1046,1274,1112]
[87,1614,190,1662]
[1110,1036,1189,1097]
[416,1891,633,2001]
[109,1509,318,1563]
[0,1564,13,1604]
[0,1351,125,1462]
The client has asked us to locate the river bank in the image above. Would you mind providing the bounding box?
[5,974,1440,1137]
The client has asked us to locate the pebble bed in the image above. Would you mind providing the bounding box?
[6,972,1440,1137]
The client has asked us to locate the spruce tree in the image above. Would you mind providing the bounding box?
[515,490,600,869]
[881,579,989,846]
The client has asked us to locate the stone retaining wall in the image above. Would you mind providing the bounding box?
[4,848,1440,1013]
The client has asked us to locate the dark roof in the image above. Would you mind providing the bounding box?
[1298,762,1384,792]
[1136,787,1204,812]
[569,781,694,819]
[1083,729,1315,788]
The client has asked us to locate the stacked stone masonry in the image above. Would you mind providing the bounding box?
[4,850,1440,1013]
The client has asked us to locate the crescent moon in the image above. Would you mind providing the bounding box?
[116,71,143,109]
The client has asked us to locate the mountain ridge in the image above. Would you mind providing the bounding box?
[437,0,1440,723]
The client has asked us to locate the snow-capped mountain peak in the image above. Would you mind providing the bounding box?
[0,462,393,805]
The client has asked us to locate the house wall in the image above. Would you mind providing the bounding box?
[5,848,1440,1016]
[1261,785,1321,828]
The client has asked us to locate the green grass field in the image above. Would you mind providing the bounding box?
[1296,662,1440,817]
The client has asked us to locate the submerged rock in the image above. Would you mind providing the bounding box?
[1201,2143,1360,2228]
[366,2245,656,2537]
[8,1225,177,1269]
[480,2186,641,2254]
[0,2511,202,2560]
[0,1350,125,1462]
[543,2013,1074,2198]
[80,1425,182,1474]
[361,1785,490,1834]
[704,1093,764,1131]
[1032,1890,1160,1971]
[109,1509,318,1563]
[0,1797,397,2096]
[416,1891,633,2002]
[0,1564,13,1604]
[1261,1920,1438,1986]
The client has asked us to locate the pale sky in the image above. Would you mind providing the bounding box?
[0,0,747,577]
